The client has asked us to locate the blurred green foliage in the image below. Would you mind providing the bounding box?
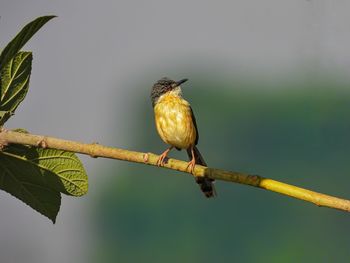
[92,76,350,262]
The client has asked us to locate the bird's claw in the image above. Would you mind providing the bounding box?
[157,152,168,166]
[156,147,173,167]
[186,159,196,174]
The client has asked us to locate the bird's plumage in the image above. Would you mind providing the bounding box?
[151,77,216,198]
[154,89,197,150]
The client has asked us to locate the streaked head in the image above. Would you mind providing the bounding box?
[151,77,188,107]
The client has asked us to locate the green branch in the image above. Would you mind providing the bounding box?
[1,129,350,213]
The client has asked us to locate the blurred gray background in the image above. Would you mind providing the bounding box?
[1,0,350,262]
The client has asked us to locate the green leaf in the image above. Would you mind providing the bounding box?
[0,150,61,223]
[3,144,88,196]
[0,110,13,126]
[0,52,32,119]
[0,145,88,223]
[0,15,56,70]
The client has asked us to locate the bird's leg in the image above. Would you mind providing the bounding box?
[186,147,196,174]
[157,146,174,166]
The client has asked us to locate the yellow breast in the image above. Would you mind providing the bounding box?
[154,93,196,149]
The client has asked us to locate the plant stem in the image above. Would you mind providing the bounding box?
[1,130,350,212]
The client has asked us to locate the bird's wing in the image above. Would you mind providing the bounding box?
[190,106,199,145]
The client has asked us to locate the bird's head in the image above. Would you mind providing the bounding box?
[151,77,188,107]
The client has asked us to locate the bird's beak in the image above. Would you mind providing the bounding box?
[175,78,188,87]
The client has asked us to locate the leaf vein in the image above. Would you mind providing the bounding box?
[1,52,31,102]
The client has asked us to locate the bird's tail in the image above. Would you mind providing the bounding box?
[187,146,216,198]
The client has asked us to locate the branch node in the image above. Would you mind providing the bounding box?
[143,153,149,163]
[0,140,7,151]
[36,136,48,148]
[89,142,99,158]
[251,174,261,185]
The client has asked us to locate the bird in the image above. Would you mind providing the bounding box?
[150,77,216,198]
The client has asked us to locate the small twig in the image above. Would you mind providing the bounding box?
[1,130,350,212]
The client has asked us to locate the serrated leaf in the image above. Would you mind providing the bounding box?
[0,15,56,70]
[0,52,32,119]
[3,144,88,196]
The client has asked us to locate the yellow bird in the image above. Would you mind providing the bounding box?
[151,77,216,198]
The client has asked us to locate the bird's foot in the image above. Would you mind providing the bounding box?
[156,152,167,166]
[186,158,196,174]
[157,147,172,166]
